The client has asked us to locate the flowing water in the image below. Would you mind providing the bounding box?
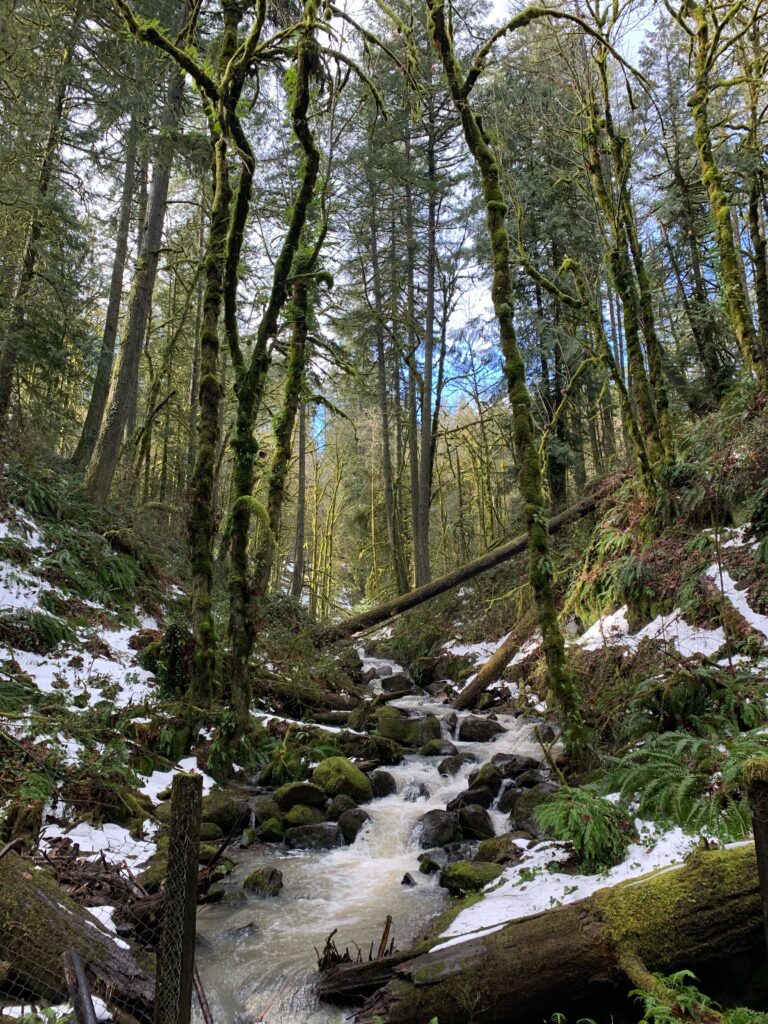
[194,652,542,1024]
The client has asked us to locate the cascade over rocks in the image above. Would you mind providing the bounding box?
[369,769,397,797]
[458,715,507,742]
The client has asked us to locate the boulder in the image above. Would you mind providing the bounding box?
[415,809,462,849]
[274,781,327,811]
[403,781,431,802]
[284,823,343,850]
[515,769,548,788]
[284,803,325,828]
[491,753,541,778]
[498,785,524,815]
[458,804,495,840]
[312,757,373,804]
[511,782,559,835]
[439,860,504,896]
[458,716,507,742]
[240,828,258,848]
[243,866,283,897]
[369,770,397,798]
[381,672,414,694]
[437,753,478,777]
[447,786,494,811]
[467,762,504,796]
[338,807,371,843]
[326,793,357,820]
[417,853,441,875]
[401,872,417,887]
[418,739,457,757]
[252,794,281,824]
[475,832,524,865]
[375,707,442,748]
[155,785,249,833]
[199,821,224,841]
[256,817,285,843]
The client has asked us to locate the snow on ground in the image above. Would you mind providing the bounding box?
[140,756,216,804]
[0,1000,111,1021]
[443,633,512,662]
[433,822,699,951]
[705,565,768,640]
[251,708,365,736]
[39,820,158,870]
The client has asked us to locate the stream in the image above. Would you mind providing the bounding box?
[194,651,543,1024]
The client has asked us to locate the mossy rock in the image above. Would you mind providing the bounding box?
[418,854,441,875]
[155,785,250,833]
[200,884,225,904]
[252,794,281,824]
[327,793,357,821]
[312,757,372,804]
[138,852,168,893]
[376,711,442,748]
[243,866,283,897]
[274,781,327,811]
[419,739,457,757]
[210,857,235,883]
[475,833,522,864]
[284,823,343,850]
[198,843,219,865]
[467,763,504,795]
[256,817,285,843]
[200,821,224,841]
[105,790,155,828]
[284,803,325,828]
[439,860,504,896]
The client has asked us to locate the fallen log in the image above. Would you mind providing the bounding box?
[319,844,764,1024]
[320,495,599,642]
[451,611,537,711]
[0,851,154,1023]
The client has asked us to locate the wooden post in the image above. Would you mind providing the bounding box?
[153,772,203,1024]
[744,758,768,956]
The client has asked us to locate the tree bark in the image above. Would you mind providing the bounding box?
[290,398,307,600]
[321,493,598,642]
[0,851,154,1023]
[319,844,762,1024]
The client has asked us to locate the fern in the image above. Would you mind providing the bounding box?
[631,969,713,1024]
[607,730,768,840]
[535,786,634,872]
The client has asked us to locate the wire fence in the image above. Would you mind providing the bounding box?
[0,774,209,1024]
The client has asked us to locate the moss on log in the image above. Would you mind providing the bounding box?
[0,851,154,1022]
[320,844,763,1024]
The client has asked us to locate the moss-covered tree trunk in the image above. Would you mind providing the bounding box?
[685,1,767,386]
[322,844,762,1024]
[426,0,585,761]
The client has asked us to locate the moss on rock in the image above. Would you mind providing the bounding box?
[312,756,372,803]
[439,860,504,896]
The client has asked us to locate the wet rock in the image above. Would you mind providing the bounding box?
[458,716,507,742]
[498,785,524,815]
[284,803,325,828]
[369,770,397,798]
[467,762,504,796]
[284,823,343,850]
[446,785,494,811]
[439,860,504,896]
[403,781,431,802]
[437,753,478,777]
[376,663,394,677]
[326,793,357,820]
[274,781,327,811]
[477,692,502,711]
[210,857,235,883]
[219,920,258,941]
[361,665,379,684]
[256,817,284,843]
[491,753,541,778]
[375,707,442,748]
[243,866,283,897]
[515,769,548,788]
[200,884,225,904]
[418,739,457,757]
[401,872,417,887]
[415,809,462,848]
[198,843,219,865]
[417,853,441,875]
[338,807,370,843]
[510,782,559,836]
[381,672,414,694]
[458,804,495,840]
[240,828,258,848]
[443,711,458,734]
[474,832,524,865]
[312,756,373,804]
[538,724,557,744]
[252,794,281,824]
[199,821,224,841]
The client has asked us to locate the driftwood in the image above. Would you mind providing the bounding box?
[320,844,764,1024]
[0,851,154,1023]
[451,611,537,711]
[321,495,599,642]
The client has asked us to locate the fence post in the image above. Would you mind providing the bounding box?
[744,758,768,956]
[153,772,203,1024]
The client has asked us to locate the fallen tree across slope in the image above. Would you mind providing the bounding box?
[320,843,764,1024]
[321,494,599,642]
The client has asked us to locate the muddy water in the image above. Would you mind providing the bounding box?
[194,655,541,1023]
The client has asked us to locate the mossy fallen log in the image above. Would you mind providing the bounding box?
[0,851,154,1022]
[319,844,764,1023]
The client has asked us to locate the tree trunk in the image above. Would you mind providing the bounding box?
[320,844,762,1024]
[321,493,598,642]
[84,23,186,503]
[451,609,537,710]
[290,398,307,600]
[0,851,154,1022]
[72,112,139,469]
